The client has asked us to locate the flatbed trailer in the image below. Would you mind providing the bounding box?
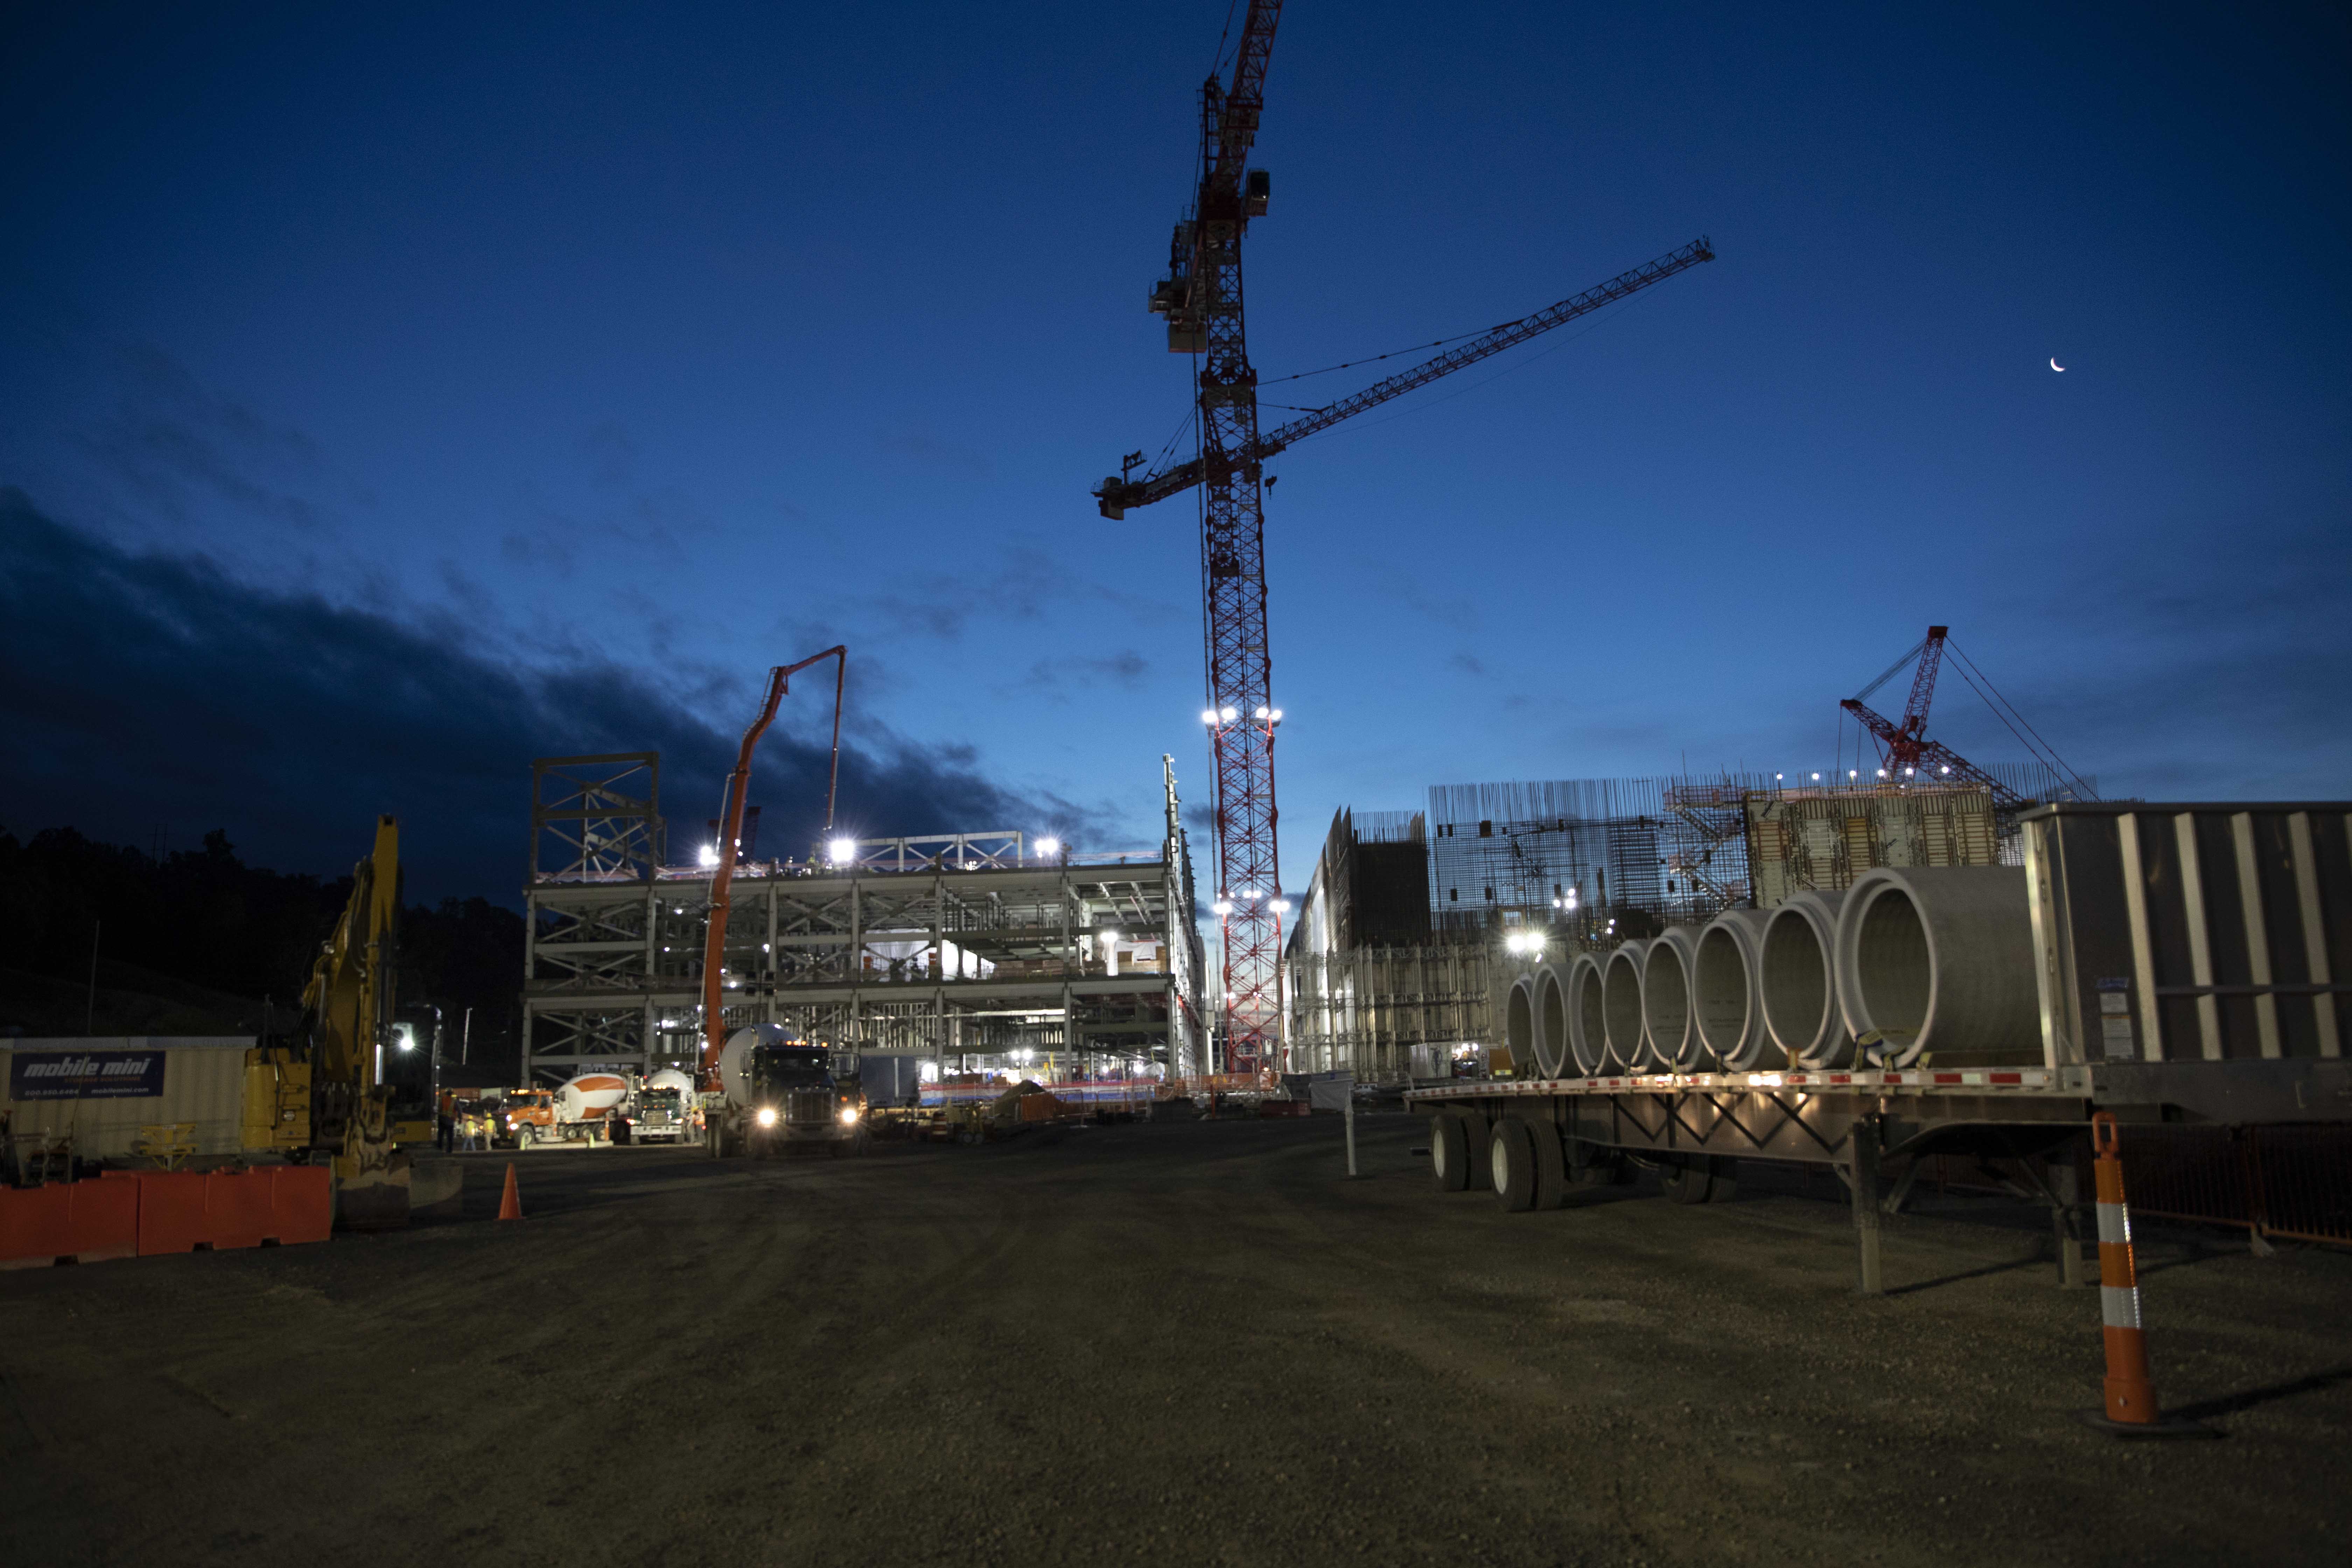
[1406,800,2352,1290]
[1408,1058,2352,1292]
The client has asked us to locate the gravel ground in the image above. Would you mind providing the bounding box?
[3,1113,2347,1567]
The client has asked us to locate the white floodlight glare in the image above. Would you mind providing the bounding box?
[1244,887,1263,901]
[828,836,856,864]
[1775,772,1784,781]
[1035,836,1061,858]
[392,1024,417,1053]
[1254,705,1269,720]
[1200,709,1218,725]
[1212,899,1234,916]
[1219,705,1239,722]
[1849,770,1858,779]
[1877,769,1888,778]
[1269,900,1291,917]
[1905,766,1916,776]
[1812,772,1822,781]
[698,843,719,867]
[1269,708,1282,724]
[1103,931,1123,946]
[1940,765,1951,775]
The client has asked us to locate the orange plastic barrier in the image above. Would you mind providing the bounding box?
[206,1169,278,1249]
[135,1171,214,1255]
[271,1166,332,1244]
[0,1179,139,1268]
[1,1166,331,1267]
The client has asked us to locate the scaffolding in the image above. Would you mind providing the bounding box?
[1427,765,2088,938]
[522,756,1205,1084]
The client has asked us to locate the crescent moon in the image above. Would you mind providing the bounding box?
[2050,357,2065,372]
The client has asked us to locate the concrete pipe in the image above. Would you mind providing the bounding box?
[1760,890,1853,1068]
[1532,962,1573,1080]
[1694,908,1773,1070]
[1601,940,1652,1072]
[1641,927,1706,1071]
[1566,951,1610,1076]
[1504,972,1539,1077]
[1834,865,2038,1068]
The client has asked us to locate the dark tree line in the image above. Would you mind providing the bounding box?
[0,825,524,1077]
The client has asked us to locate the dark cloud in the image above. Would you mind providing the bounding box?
[0,491,1105,903]
[74,343,331,530]
[1022,650,1149,695]
[1446,651,1485,677]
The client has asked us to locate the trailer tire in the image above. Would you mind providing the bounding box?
[1706,1156,1738,1202]
[1461,1112,1494,1190]
[1566,1136,1618,1188]
[1490,1119,1537,1212]
[609,1120,630,1146]
[1527,1118,1569,1209]
[1430,1113,1471,1192]
[1661,1156,1726,1205]
[516,1126,534,1151]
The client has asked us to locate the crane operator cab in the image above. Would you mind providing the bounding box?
[708,1023,867,1158]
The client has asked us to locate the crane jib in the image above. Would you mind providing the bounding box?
[1094,236,1714,518]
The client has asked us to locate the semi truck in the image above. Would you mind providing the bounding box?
[704,1024,867,1158]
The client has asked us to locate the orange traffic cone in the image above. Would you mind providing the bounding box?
[2077,1113,2211,1438]
[497,1162,524,1222]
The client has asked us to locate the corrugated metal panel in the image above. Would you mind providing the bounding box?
[2024,803,2351,1068]
[1,1038,253,1160]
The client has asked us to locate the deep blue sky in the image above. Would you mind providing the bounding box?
[4,1,2346,902]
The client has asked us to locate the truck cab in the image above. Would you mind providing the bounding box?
[613,1084,689,1144]
[709,1029,866,1158]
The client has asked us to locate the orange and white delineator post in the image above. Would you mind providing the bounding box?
[2082,1112,2212,1437]
[2091,1112,2160,1423]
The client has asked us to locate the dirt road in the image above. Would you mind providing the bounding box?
[4,1114,2347,1566]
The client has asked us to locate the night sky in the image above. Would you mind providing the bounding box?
[4,1,2345,904]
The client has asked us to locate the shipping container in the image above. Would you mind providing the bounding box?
[2,1038,254,1162]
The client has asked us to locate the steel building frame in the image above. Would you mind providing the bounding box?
[523,757,1205,1083]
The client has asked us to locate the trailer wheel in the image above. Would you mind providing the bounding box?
[1490,1119,1537,1212]
[1430,1113,1470,1192]
[1462,1113,1494,1191]
[1566,1136,1620,1188]
[516,1126,534,1151]
[1527,1119,1569,1210]
[1664,1155,1737,1204]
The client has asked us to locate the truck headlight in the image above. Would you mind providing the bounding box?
[837,1106,860,1127]
[756,1106,778,1127]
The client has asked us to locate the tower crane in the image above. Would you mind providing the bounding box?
[1096,0,1716,1076]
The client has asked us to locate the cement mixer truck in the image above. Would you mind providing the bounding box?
[610,1067,696,1145]
[704,1024,866,1158]
[502,1072,629,1149]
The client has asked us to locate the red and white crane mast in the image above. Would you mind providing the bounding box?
[1099,4,1714,1076]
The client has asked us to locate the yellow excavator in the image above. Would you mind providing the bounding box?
[240,815,412,1228]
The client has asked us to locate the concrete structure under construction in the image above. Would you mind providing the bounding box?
[521,753,1205,1084]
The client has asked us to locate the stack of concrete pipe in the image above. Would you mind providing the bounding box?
[1566,952,1610,1075]
[1504,971,1539,1076]
[1534,865,2038,1077]
[1640,927,1709,1071]
[1829,865,2038,1067]
[1691,908,1773,1070]
[1602,940,1651,1071]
